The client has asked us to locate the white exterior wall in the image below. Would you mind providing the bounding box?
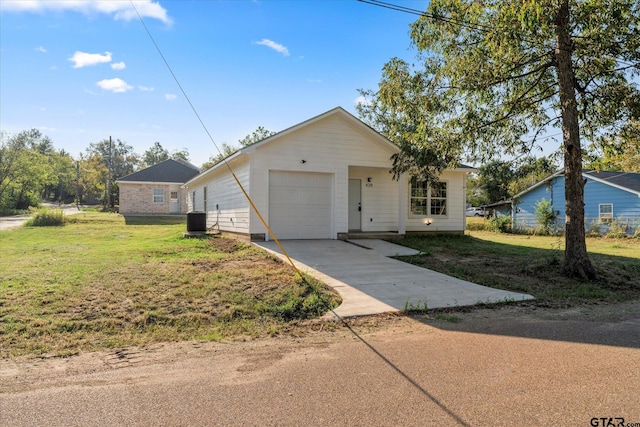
[348,166,399,232]
[247,114,398,238]
[184,159,251,234]
[405,170,467,232]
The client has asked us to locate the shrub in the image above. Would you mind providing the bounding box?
[606,221,628,239]
[534,198,557,235]
[486,216,512,233]
[25,209,65,227]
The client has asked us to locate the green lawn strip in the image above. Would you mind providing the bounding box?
[0,212,340,358]
[396,232,640,308]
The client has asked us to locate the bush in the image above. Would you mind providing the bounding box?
[534,198,557,235]
[606,221,628,239]
[25,209,65,226]
[486,216,512,233]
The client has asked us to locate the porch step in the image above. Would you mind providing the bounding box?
[343,232,404,240]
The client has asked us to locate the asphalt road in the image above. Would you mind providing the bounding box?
[2,307,639,427]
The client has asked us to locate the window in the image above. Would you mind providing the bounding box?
[170,191,178,202]
[192,191,196,210]
[153,188,164,204]
[599,204,613,223]
[410,178,447,216]
[203,187,207,213]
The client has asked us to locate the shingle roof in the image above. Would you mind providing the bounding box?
[584,170,640,193]
[117,158,200,183]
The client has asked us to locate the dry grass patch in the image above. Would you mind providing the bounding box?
[0,212,340,358]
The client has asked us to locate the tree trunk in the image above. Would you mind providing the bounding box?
[555,0,597,280]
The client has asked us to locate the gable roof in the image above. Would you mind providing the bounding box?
[184,107,475,188]
[583,170,640,195]
[117,158,200,184]
[184,107,400,187]
[512,169,640,199]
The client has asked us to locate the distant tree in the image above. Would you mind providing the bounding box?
[201,143,237,171]
[510,156,558,195]
[170,148,190,162]
[237,126,276,147]
[142,142,169,167]
[586,119,640,172]
[477,161,515,204]
[201,127,276,170]
[0,129,59,210]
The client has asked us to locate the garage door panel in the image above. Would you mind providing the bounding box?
[269,171,332,240]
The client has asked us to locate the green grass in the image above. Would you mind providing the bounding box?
[397,231,640,308]
[0,212,340,358]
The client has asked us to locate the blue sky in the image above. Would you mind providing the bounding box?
[1,0,427,167]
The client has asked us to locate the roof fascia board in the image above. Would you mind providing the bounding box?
[585,173,640,197]
[512,169,564,199]
[115,181,185,185]
[183,152,245,187]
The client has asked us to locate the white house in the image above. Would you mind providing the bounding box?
[183,107,473,241]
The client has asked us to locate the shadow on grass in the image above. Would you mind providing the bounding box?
[123,214,187,226]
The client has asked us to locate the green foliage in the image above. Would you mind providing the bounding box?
[202,127,275,170]
[25,208,65,226]
[606,221,629,239]
[534,198,557,235]
[0,129,77,210]
[486,216,512,233]
[359,0,639,277]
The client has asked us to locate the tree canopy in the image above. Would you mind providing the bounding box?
[358,0,639,279]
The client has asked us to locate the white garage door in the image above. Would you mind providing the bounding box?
[269,171,332,240]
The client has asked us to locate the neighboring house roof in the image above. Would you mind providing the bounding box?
[512,169,640,200]
[583,170,640,196]
[184,106,474,188]
[117,158,200,184]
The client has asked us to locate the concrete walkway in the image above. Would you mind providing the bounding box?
[255,239,534,317]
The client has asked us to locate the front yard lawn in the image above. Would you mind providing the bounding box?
[0,212,340,358]
[397,231,640,308]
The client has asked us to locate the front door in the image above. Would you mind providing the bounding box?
[348,179,361,231]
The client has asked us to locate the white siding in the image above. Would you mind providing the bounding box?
[405,171,466,232]
[248,113,397,238]
[185,160,250,234]
[348,166,399,232]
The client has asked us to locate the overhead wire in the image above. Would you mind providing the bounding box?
[128,1,303,277]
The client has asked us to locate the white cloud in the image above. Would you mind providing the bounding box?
[255,39,290,56]
[139,85,155,92]
[35,46,47,53]
[0,0,172,25]
[69,51,112,68]
[111,61,126,70]
[164,93,177,101]
[96,78,133,93]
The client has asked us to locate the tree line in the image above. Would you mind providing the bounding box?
[0,129,189,212]
[0,126,276,213]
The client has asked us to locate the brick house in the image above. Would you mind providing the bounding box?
[117,158,200,215]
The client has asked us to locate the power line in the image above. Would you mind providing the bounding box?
[128,1,302,276]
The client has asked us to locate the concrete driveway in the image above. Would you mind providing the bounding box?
[254,239,534,317]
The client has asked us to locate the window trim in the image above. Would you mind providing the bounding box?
[409,178,448,217]
[598,203,613,223]
[152,188,164,204]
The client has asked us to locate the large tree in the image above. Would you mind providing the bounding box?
[358,0,639,279]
